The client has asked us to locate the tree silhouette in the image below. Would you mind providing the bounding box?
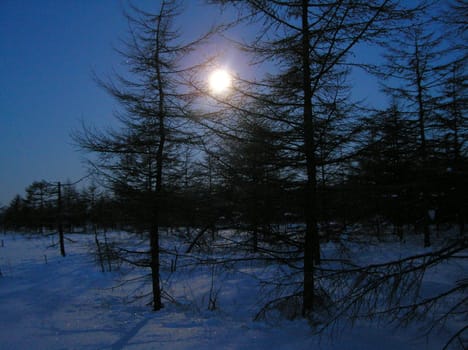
[74,0,207,311]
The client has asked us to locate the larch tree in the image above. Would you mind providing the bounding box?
[372,10,453,246]
[211,0,417,317]
[354,101,418,238]
[73,0,207,311]
[434,1,468,234]
[25,180,53,233]
[214,114,285,251]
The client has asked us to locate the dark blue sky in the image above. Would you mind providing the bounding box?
[0,0,384,206]
[0,1,128,205]
[0,0,230,205]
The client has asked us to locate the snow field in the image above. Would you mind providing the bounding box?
[0,231,465,349]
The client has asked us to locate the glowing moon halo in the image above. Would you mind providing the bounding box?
[209,69,231,94]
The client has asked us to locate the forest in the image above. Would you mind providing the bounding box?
[0,0,466,348]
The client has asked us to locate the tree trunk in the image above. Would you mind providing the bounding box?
[301,0,320,317]
[150,3,166,311]
[415,43,431,247]
[150,214,162,311]
[423,211,431,247]
[57,181,65,257]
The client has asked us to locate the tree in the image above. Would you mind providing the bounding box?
[211,0,417,317]
[24,180,54,232]
[61,182,87,232]
[373,12,451,246]
[353,101,418,238]
[74,0,206,311]
[215,116,285,250]
[317,238,468,349]
[441,0,468,60]
[433,61,468,234]
[3,195,27,231]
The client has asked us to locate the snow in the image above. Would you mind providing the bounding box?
[0,231,465,349]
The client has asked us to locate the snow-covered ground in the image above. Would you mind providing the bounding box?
[0,231,465,349]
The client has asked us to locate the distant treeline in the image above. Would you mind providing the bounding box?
[1,154,466,236]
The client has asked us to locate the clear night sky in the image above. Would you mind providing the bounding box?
[0,0,230,206]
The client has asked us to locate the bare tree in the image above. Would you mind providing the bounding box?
[317,237,468,349]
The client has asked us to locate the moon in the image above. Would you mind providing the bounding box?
[209,69,231,94]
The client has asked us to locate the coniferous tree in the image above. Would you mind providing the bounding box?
[433,60,468,233]
[25,181,54,232]
[353,101,419,237]
[373,14,451,245]
[74,0,207,310]
[215,116,285,250]
[210,0,417,316]
[3,195,27,231]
